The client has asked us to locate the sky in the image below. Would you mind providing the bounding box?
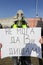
[0,0,43,18]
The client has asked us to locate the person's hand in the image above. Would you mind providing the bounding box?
[39,36,43,44]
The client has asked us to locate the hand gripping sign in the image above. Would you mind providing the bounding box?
[0,28,42,59]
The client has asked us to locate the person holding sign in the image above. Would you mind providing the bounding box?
[11,10,29,65]
[36,18,43,58]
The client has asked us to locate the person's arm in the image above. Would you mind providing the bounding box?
[39,28,43,44]
[39,36,43,44]
[40,29,43,44]
[11,21,18,28]
[37,21,43,44]
[22,20,29,27]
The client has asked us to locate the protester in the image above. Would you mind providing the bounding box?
[36,18,43,58]
[0,24,3,28]
[11,10,29,65]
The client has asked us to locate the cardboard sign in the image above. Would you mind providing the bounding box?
[0,28,42,59]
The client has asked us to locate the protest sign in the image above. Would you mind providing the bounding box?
[0,28,42,59]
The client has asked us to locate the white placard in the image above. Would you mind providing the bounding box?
[0,28,42,59]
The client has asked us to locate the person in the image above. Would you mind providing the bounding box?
[36,18,43,58]
[0,24,3,28]
[11,10,29,65]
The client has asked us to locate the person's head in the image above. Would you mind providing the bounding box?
[0,24,3,28]
[17,10,24,21]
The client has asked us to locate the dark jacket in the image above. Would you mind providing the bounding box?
[36,20,43,36]
[11,20,28,28]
